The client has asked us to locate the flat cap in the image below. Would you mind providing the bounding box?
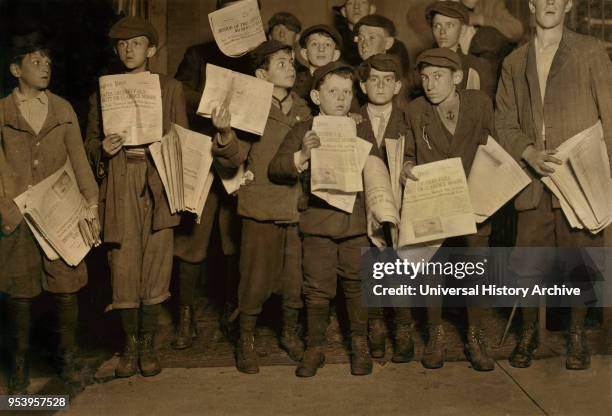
[357,53,401,81]
[353,14,396,37]
[249,40,293,73]
[311,61,354,90]
[416,47,462,71]
[268,12,302,33]
[109,16,159,45]
[299,25,342,49]
[425,1,470,24]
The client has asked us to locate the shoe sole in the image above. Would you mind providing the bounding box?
[141,368,162,377]
[295,357,325,377]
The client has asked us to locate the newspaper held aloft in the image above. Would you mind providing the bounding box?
[13,159,99,266]
[468,136,531,223]
[541,121,612,233]
[99,72,163,146]
[208,0,266,57]
[196,64,273,136]
[149,124,215,221]
[399,158,477,246]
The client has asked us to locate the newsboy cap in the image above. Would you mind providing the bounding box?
[416,48,462,71]
[299,25,343,49]
[425,1,470,24]
[353,14,396,37]
[357,53,402,81]
[109,16,159,45]
[249,40,293,73]
[311,61,354,90]
[268,12,302,33]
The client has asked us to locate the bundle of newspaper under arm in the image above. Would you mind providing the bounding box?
[149,124,215,222]
[196,64,273,136]
[540,121,612,233]
[310,116,373,213]
[13,159,99,267]
[99,72,163,146]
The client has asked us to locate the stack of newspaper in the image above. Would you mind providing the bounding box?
[149,124,215,220]
[13,160,98,266]
[99,72,163,146]
[541,121,612,233]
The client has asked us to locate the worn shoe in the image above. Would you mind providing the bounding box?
[236,334,259,374]
[566,327,590,370]
[115,334,139,378]
[465,326,494,371]
[139,333,162,377]
[295,347,325,378]
[172,305,198,350]
[368,319,387,359]
[509,323,538,368]
[422,324,446,369]
[8,353,29,394]
[57,348,84,383]
[392,324,415,363]
[280,328,305,362]
[351,335,373,376]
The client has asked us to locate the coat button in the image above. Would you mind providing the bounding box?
[33,160,39,166]
[36,141,40,146]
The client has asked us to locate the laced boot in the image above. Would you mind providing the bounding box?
[465,326,494,371]
[509,323,538,368]
[422,324,446,369]
[350,335,373,376]
[392,323,415,363]
[115,334,139,377]
[172,305,198,350]
[280,308,304,362]
[139,332,161,377]
[236,314,259,374]
[296,306,327,378]
[566,325,590,370]
[368,318,387,359]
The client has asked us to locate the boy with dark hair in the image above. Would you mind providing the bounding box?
[332,0,377,66]
[268,12,302,47]
[356,54,414,362]
[1,33,99,393]
[212,40,312,374]
[85,16,188,378]
[293,25,343,100]
[401,48,496,371]
[270,61,377,378]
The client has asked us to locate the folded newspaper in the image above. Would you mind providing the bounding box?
[149,124,215,221]
[13,159,98,266]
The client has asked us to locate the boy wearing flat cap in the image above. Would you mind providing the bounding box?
[426,1,496,99]
[401,48,496,372]
[1,33,99,393]
[85,16,188,379]
[270,61,379,378]
[212,40,312,374]
[293,25,343,100]
[355,53,414,363]
[332,0,377,66]
[268,12,302,47]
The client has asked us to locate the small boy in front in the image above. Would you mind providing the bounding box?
[212,40,312,374]
[269,61,377,377]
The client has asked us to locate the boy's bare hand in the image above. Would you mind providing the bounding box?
[399,162,418,185]
[522,146,562,176]
[299,130,321,164]
[212,103,232,133]
[348,112,364,125]
[102,134,125,158]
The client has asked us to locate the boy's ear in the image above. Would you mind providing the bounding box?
[340,7,347,18]
[384,36,394,51]
[255,68,268,81]
[300,47,308,62]
[393,79,402,95]
[370,4,376,14]
[310,89,321,106]
[452,69,464,85]
[146,45,158,59]
[332,49,341,62]
[359,81,367,95]
[9,63,21,79]
[459,23,467,39]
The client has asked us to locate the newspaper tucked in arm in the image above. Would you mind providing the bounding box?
[208,0,266,57]
[364,155,400,247]
[399,158,476,246]
[385,136,405,210]
[468,136,531,223]
[99,72,163,146]
[197,64,273,135]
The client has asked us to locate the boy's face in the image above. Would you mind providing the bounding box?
[115,36,156,71]
[344,0,374,25]
[270,24,298,46]
[360,68,401,105]
[256,49,296,88]
[10,51,52,91]
[311,74,353,116]
[356,25,393,61]
[300,33,340,69]
[432,14,464,49]
[529,0,571,29]
[419,65,462,105]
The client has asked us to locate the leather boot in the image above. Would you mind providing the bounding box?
[172,305,198,350]
[368,318,387,359]
[296,305,328,378]
[8,298,31,394]
[115,334,139,377]
[465,326,494,371]
[236,314,259,374]
[422,324,445,369]
[55,293,83,384]
[139,333,161,377]
[392,323,415,363]
[351,335,373,376]
[509,323,538,368]
[280,308,304,362]
[566,326,590,370]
